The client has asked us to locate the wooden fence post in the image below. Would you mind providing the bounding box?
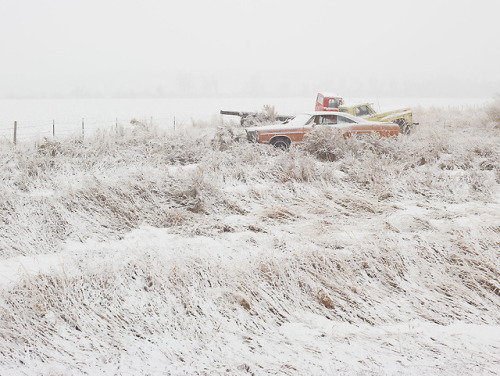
[13,121,17,145]
[53,120,55,137]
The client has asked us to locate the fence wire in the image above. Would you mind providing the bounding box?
[0,115,184,144]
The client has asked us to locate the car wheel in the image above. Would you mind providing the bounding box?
[395,119,410,134]
[270,137,290,150]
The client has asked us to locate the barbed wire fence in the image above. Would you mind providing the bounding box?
[0,115,189,145]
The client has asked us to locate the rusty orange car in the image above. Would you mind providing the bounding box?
[245,111,400,148]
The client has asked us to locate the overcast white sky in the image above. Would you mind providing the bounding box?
[1,0,499,98]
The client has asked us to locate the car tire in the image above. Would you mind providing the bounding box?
[270,137,291,150]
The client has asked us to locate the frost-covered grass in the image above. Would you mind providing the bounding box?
[0,104,499,375]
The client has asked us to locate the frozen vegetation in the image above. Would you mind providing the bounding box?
[0,102,499,375]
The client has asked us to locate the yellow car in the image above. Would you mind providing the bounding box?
[339,103,414,134]
[315,93,415,134]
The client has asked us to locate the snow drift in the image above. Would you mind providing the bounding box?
[0,103,499,375]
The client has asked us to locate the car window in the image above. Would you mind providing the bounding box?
[328,98,340,109]
[355,106,370,116]
[311,115,337,125]
[337,115,356,124]
[321,115,337,124]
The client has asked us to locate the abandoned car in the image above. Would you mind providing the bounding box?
[245,111,400,148]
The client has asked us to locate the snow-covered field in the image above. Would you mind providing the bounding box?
[1,101,499,375]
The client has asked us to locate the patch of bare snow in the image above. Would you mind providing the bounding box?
[0,253,65,288]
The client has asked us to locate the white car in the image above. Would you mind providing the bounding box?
[245,111,400,148]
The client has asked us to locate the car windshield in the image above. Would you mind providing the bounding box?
[328,98,341,108]
[286,114,314,126]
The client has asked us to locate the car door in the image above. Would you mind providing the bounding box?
[301,115,318,141]
[301,114,341,141]
[336,113,360,137]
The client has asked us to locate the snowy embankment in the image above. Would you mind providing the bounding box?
[0,104,499,375]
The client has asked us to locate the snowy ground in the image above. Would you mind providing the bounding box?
[0,103,499,375]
